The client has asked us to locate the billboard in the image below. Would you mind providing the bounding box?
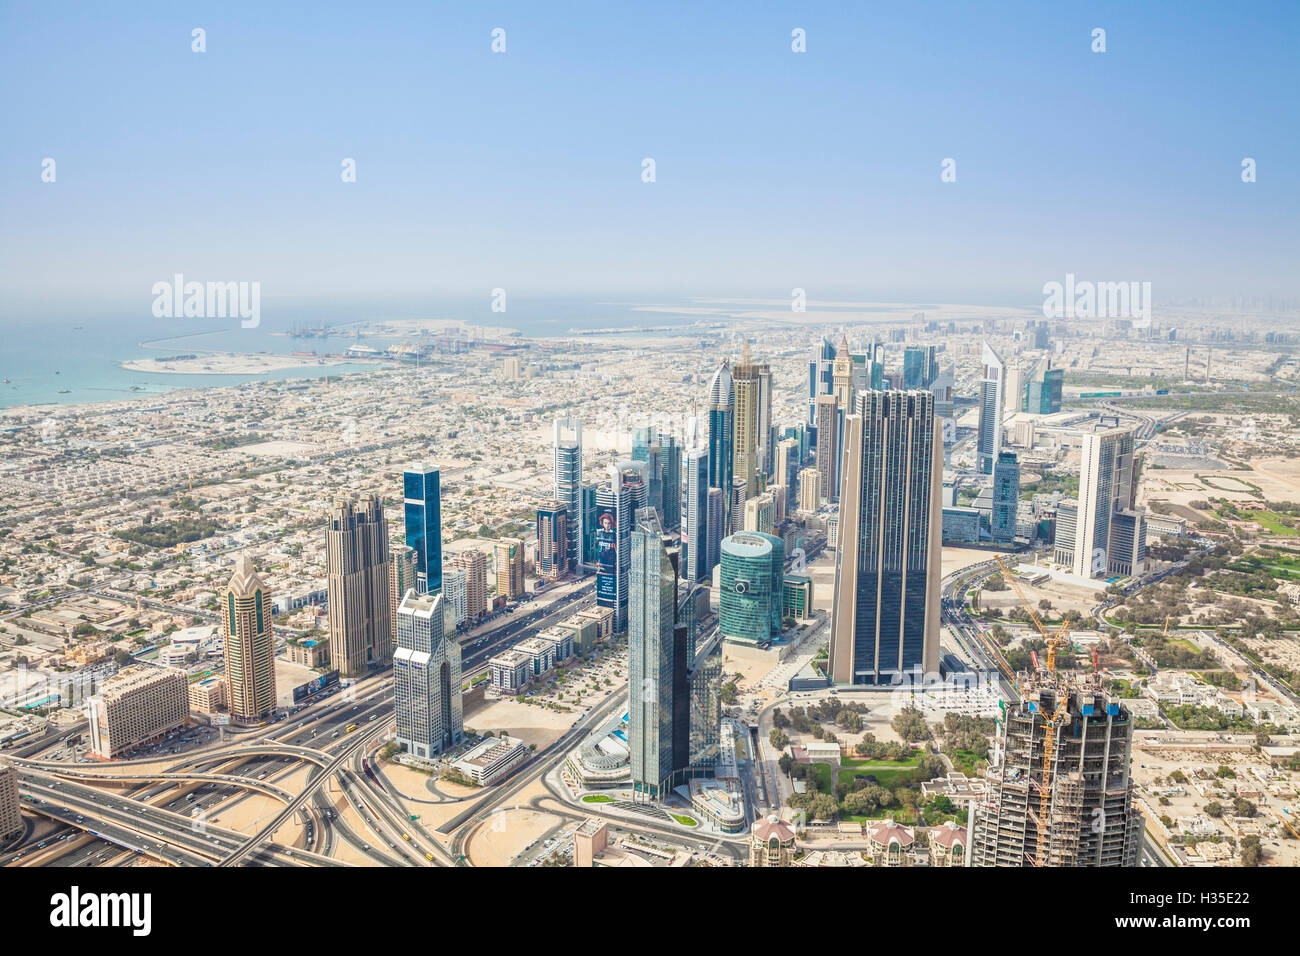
[292,668,340,703]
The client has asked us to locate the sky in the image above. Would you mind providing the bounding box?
[1,0,1297,317]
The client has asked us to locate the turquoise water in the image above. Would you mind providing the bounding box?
[0,298,707,409]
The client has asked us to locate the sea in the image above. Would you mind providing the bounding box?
[0,297,710,410]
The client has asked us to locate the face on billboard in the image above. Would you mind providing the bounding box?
[597,505,616,533]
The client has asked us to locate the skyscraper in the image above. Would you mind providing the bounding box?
[326,495,393,677]
[394,590,463,760]
[683,447,711,583]
[969,676,1141,866]
[719,532,784,645]
[1024,361,1065,415]
[732,341,766,498]
[814,393,839,504]
[448,549,488,621]
[442,566,468,629]
[829,391,942,685]
[707,360,735,533]
[807,335,836,427]
[553,418,584,571]
[221,556,277,722]
[535,500,569,580]
[730,476,748,535]
[628,508,677,801]
[991,451,1020,544]
[978,341,1006,475]
[495,537,525,601]
[403,464,442,595]
[634,431,682,532]
[1061,427,1146,579]
[706,487,725,581]
[389,544,417,647]
[798,466,820,512]
[775,437,800,511]
[832,334,854,412]
[595,461,649,631]
[903,344,939,390]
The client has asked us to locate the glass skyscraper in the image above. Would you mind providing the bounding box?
[992,451,1020,543]
[629,508,676,801]
[829,391,943,685]
[719,532,784,645]
[403,464,442,595]
[683,447,711,582]
[977,341,1005,475]
[707,360,734,534]
[595,461,648,632]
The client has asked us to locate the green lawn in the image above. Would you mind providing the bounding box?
[581,794,614,804]
[671,814,698,827]
[1243,510,1299,536]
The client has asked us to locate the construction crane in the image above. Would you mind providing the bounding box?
[994,554,1071,674]
[993,555,1074,866]
[1031,695,1070,866]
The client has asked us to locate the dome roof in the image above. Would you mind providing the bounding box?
[867,819,915,848]
[752,814,795,844]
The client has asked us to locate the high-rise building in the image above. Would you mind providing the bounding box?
[629,509,677,801]
[991,451,1020,544]
[706,487,725,581]
[969,676,1141,866]
[442,566,468,629]
[448,549,488,621]
[221,556,277,723]
[0,759,21,842]
[814,394,839,504]
[732,341,767,499]
[326,495,393,677]
[743,493,775,535]
[495,537,525,601]
[719,532,784,645]
[403,464,442,595]
[394,590,463,760]
[832,334,854,411]
[1060,427,1146,579]
[634,431,682,532]
[829,391,942,685]
[683,447,711,583]
[707,360,735,533]
[730,476,748,535]
[775,437,800,511]
[807,335,836,427]
[1025,361,1064,415]
[978,341,1006,474]
[595,461,649,631]
[389,544,417,644]
[87,665,189,759]
[553,419,584,571]
[903,345,938,390]
[798,466,820,512]
[535,500,569,580]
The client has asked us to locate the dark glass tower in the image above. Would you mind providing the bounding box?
[403,464,442,595]
[707,360,734,534]
[829,391,942,685]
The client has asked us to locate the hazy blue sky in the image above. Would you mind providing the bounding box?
[2,0,1297,315]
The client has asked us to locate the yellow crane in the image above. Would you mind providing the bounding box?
[993,554,1074,866]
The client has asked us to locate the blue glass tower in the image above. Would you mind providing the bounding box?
[403,464,442,595]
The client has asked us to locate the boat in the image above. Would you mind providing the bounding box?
[58,389,71,394]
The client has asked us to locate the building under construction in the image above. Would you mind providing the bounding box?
[969,674,1142,866]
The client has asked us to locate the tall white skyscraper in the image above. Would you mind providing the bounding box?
[553,418,583,570]
[394,590,463,760]
[1063,427,1146,579]
[978,341,1006,474]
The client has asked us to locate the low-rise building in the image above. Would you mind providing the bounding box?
[288,638,330,668]
[688,777,747,834]
[87,664,189,759]
[451,734,530,786]
[488,649,533,695]
[188,676,227,715]
[749,814,797,866]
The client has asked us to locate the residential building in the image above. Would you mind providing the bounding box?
[977,341,1005,474]
[88,665,189,759]
[495,537,525,601]
[535,500,569,580]
[326,495,393,677]
[448,549,488,621]
[815,393,839,503]
[991,451,1020,544]
[221,555,277,722]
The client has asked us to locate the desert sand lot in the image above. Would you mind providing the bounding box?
[468,696,578,750]
[462,775,560,867]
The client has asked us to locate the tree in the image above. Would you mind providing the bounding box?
[891,705,929,743]
[769,728,789,750]
[1240,835,1262,867]
[1204,801,1223,818]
